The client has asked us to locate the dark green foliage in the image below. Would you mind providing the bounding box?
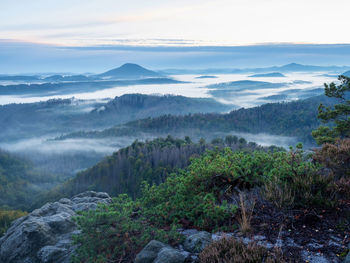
[62,96,334,146]
[75,149,267,262]
[312,75,350,144]
[139,148,294,231]
[140,149,246,231]
[41,136,207,204]
[75,147,280,261]
[198,237,286,263]
[72,194,183,263]
[73,145,337,262]
[225,135,238,145]
[38,136,273,208]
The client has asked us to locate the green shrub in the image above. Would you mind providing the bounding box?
[199,237,286,263]
[71,195,183,263]
[263,144,336,208]
[73,147,332,262]
[140,148,278,231]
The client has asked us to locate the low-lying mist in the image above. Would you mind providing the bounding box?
[0,130,297,178]
[0,136,137,177]
[228,131,297,149]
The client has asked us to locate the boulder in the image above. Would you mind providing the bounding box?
[135,240,168,263]
[135,240,190,263]
[183,231,212,253]
[0,191,112,263]
[154,247,187,263]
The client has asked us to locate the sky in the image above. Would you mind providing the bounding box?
[1,0,350,73]
[1,0,350,46]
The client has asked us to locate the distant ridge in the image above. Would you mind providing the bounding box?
[98,63,161,79]
[249,72,286,78]
[343,70,350,77]
[44,74,90,82]
[161,63,350,75]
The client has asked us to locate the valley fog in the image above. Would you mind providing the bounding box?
[0,68,337,180]
[0,72,335,108]
[0,62,344,207]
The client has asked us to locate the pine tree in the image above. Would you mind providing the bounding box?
[312,75,350,144]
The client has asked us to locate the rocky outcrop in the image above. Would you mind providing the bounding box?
[136,228,348,263]
[183,231,212,253]
[135,231,213,263]
[153,247,187,263]
[135,240,168,263]
[135,240,189,263]
[0,191,112,263]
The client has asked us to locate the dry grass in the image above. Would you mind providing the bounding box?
[237,193,255,234]
[334,177,350,200]
[199,237,287,263]
[263,176,295,209]
[313,138,350,178]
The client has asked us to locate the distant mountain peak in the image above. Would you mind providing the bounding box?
[281,63,304,68]
[98,63,161,79]
[119,63,145,68]
[249,72,286,78]
[285,62,302,66]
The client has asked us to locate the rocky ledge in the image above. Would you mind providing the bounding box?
[135,229,350,263]
[0,191,112,263]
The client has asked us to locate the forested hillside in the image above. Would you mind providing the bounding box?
[38,136,282,208]
[0,149,57,209]
[60,95,336,145]
[0,94,232,141]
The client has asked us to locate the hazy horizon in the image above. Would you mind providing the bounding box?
[1,42,350,74]
[1,0,350,73]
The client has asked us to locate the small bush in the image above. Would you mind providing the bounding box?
[313,138,350,178]
[263,145,336,208]
[140,148,278,231]
[0,209,27,236]
[333,177,350,200]
[199,237,286,263]
[263,176,295,209]
[72,195,183,263]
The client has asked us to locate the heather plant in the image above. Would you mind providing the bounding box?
[263,144,336,208]
[313,138,350,178]
[199,237,286,263]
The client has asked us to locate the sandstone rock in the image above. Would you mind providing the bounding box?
[153,247,187,263]
[135,240,168,263]
[183,231,212,253]
[0,191,112,263]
